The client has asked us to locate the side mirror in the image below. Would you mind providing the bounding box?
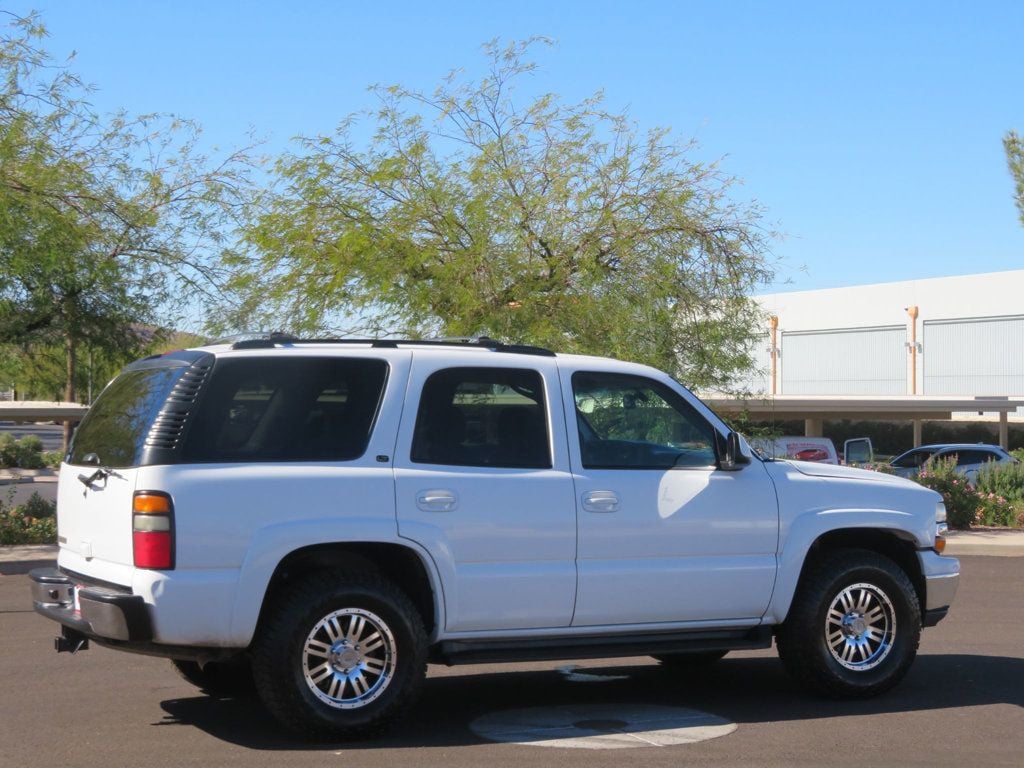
[719,431,751,471]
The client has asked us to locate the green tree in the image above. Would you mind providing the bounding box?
[224,40,773,390]
[0,12,254,443]
[1005,130,1024,227]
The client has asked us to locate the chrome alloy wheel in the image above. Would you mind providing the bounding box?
[302,607,397,709]
[825,582,896,671]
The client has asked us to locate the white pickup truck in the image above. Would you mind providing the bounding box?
[30,336,959,738]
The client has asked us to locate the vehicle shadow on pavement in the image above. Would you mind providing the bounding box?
[156,653,1024,750]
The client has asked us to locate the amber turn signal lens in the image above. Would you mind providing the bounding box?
[934,536,946,554]
[133,493,172,514]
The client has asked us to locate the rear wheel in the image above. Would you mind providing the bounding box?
[251,571,427,739]
[777,549,920,698]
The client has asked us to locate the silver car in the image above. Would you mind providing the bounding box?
[890,443,1017,482]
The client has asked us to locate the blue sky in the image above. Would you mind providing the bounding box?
[6,0,1023,293]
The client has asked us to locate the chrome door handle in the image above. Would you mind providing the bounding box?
[416,490,458,512]
[582,490,620,513]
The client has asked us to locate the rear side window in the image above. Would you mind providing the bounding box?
[951,449,1000,466]
[411,367,550,468]
[69,367,185,467]
[181,357,388,463]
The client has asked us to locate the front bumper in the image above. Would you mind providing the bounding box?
[29,567,152,642]
[917,551,960,627]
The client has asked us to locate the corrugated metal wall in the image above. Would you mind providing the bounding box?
[923,316,1024,395]
[781,326,907,394]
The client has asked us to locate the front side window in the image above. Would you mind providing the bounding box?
[181,357,388,463]
[892,449,936,469]
[411,367,550,468]
[572,372,716,469]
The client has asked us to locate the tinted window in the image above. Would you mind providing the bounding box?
[69,366,185,467]
[951,449,1000,466]
[573,372,716,469]
[411,367,550,468]
[181,357,387,463]
[892,449,935,469]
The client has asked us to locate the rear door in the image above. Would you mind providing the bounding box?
[57,358,197,583]
[394,353,577,633]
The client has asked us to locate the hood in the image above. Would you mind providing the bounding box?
[782,459,912,485]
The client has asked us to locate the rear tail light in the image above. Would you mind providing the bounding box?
[133,492,174,569]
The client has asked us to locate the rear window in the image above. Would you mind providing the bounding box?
[180,357,388,463]
[69,366,185,468]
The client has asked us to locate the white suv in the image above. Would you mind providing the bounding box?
[30,336,959,738]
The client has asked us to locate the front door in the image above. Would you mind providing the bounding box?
[563,368,779,627]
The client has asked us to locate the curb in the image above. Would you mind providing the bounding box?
[0,545,57,576]
[0,469,58,485]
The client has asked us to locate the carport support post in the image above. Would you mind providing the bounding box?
[804,418,823,437]
[999,412,1009,450]
[913,419,923,448]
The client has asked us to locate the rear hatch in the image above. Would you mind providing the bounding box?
[57,352,211,584]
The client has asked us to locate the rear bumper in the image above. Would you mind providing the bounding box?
[30,567,152,642]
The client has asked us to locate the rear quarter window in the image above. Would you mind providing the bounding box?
[69,366,185,468]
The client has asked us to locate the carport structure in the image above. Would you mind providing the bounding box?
[701,395,1024,450]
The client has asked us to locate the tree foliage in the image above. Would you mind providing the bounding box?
[224,40,773,389]
[1005,130,1024,228]
[0,11,254,417]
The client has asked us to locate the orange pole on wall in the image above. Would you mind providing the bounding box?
[907,305,919,395]
[770,315,779,395]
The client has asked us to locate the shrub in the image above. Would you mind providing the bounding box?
[975,460,1024,504]
[21,491,56,519]
[916,457,979,529]
[862,462,895,475]
[41,450,64,469]
[0,495,58,545]
[973,493,1019,527]
[0,433,47,469]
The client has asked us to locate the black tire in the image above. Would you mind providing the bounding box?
[652,650,728,668]
[251,570,427,739]
[171,656,254,697]
[777,549,921,698]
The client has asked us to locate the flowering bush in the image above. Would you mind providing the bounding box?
[974,492,1019,527]
[915,457,979,529]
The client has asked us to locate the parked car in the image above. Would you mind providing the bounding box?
[890,443,1017,481]
[749,436,840,464]
[30,336,958,738]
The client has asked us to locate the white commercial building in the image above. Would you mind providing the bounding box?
[709,270,1024,447]
[745,269,1024,405]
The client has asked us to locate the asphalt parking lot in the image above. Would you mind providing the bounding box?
[1,555,1022,768]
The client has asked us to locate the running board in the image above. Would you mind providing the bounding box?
[434,626,772,666]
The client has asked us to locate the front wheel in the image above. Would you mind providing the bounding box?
[776,550,921,698]
[251,571,427,739]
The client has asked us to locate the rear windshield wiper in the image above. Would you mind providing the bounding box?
[77,453,119,487]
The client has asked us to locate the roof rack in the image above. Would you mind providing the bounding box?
[229,334,555,357]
